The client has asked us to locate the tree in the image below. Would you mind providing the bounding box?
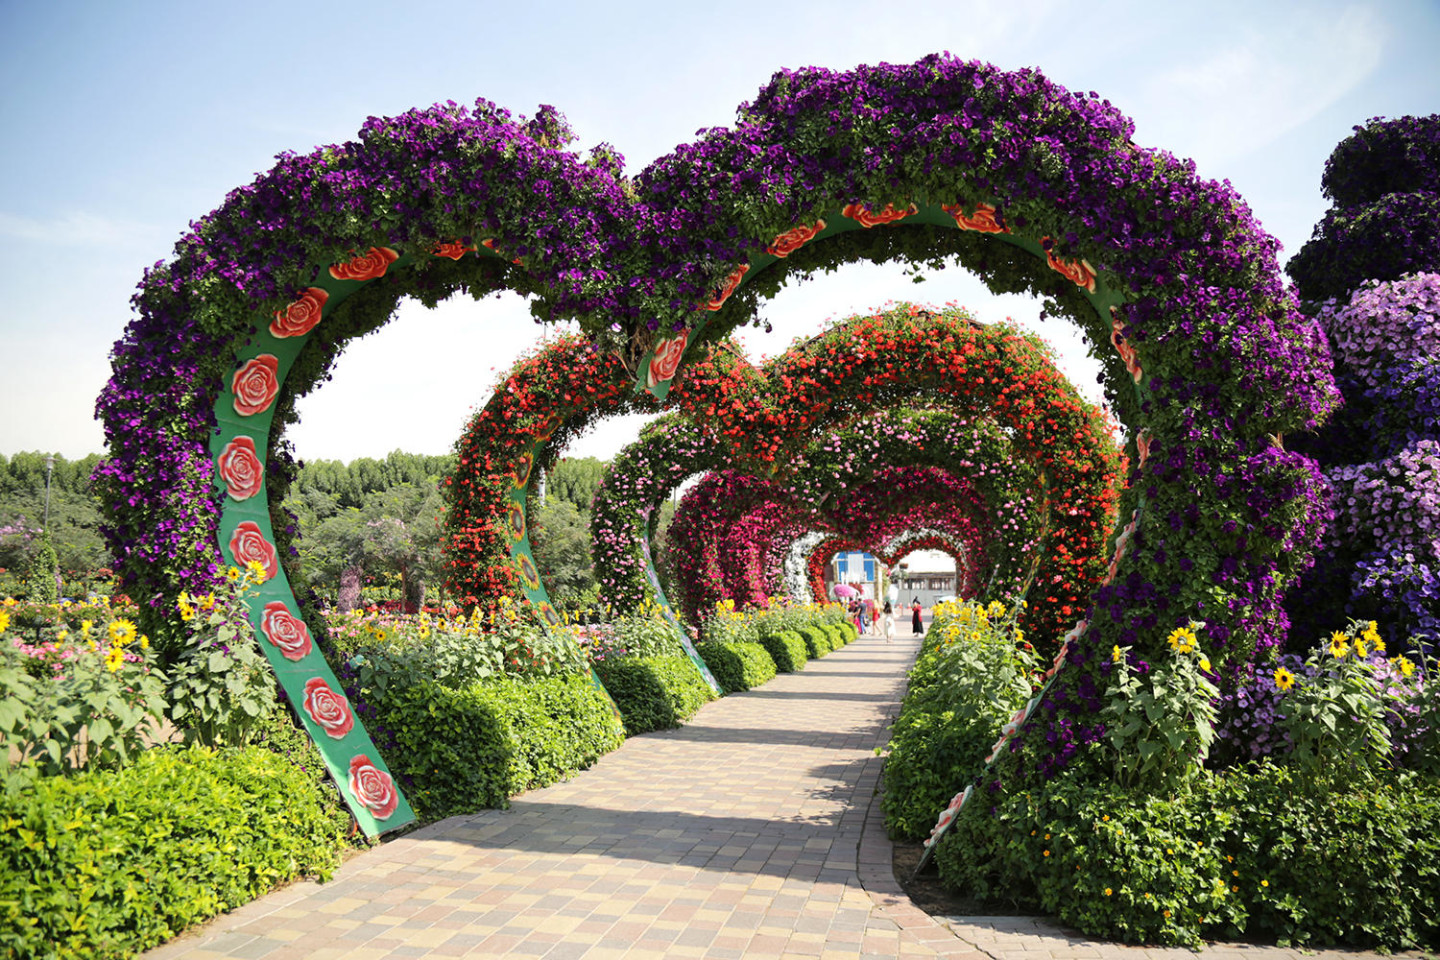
[530,497,597,609]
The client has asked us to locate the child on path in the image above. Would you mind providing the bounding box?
[883,601,895,642]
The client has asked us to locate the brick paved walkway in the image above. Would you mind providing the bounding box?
[147,637,1412,960]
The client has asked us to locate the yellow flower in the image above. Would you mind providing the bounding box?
[1274,666,1296,692]
[139,635,149,650]
[1329,632,1350,658]
[104,645,125,673]
[198,593,216,611]
[1261,880,1268,887]
[108,619,137,646]
[1199,657,1212,672]
[1112,645,1123,663]
[1104,888,1112,896]
[56,629,68,641]
[1394,657,1416,679]
[1167,626,1197,652]
[81,619,93,636]
[226,566,241,581]
[0,610,8,634]
[1371,635,1386,654]
[244,559,268,583]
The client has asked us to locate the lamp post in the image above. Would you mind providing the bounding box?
[43,454,55,533]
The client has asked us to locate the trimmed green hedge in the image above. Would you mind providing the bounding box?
[0,744,347,960]
[758,630,809,672]
[936,762,1440,950]
[378,674,624,820]
[695,641,777,693]
[595,654,716,735]
[799,625,834,658]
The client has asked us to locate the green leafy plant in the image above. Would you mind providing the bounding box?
[0,743,346,960]
[882,599,1037,839]
[695,640,776,693]
[1101,623,1218,791]
[1272,619,1396,782]
[594,654,715,735]
[167,563,281,746]
[1,605,168,781]
[757,629,808,672]
[378,674,624,820]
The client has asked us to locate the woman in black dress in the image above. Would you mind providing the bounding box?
[911,598,923,635]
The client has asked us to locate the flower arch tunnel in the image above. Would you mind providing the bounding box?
[97,55,1337,832]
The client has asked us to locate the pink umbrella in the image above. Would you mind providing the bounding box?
[833,583,859,598]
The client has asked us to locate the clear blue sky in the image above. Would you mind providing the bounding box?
[2,0,1437,463]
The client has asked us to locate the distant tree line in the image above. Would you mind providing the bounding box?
[0,449,677,612]
[0,452,109,597]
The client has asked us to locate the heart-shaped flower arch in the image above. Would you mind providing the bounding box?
[96,55,1338,833]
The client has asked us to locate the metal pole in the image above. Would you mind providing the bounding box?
[43,455,55,532]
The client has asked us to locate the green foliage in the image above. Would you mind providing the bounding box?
[24,537,59,605]
[0,452,110,587]
[0,744,345,960]
[333,604,590,713]
[608,609,686,659]
[1274,620,1395,782]
[757,630,808,672]
[595,654,715,735]
[798,625,833,658]
[167,569,280,747]
[934,760,1440,951]
[544,457,606,511]
[881,600,1036,840]
[377,674,624,820]
[1101,624,1219,792]
[530,497,598,609]
[1,617,168,782]
[695,640,776,694]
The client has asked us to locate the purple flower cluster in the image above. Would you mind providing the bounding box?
[1322,115,1440,208]
[1317,273,1440,387]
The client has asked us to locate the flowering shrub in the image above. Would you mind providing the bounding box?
[167,563,282,747]
[1317,273,1440,387]
[882,599,1038,840]
[1,599,168,779]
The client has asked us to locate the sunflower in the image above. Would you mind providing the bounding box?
[1274,665,1296,691]
[1328,631,1350,659]
[108,619,138,646]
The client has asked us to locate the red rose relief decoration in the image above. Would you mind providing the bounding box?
[328,246,399,281]
[841,202,918,228]
[302,677,355,739]
[704,264,749,310]
[270,287,329,338]
[765,221,825,257]
[231,355,280,416]
[1135,429,1152,469]
[1045,244,1098,293]
[646,331,689,389]
[228,520,279,580]
[217,436,263,501]
[431,240,474,260]
[942,201,1010,234]
[348,754,398,820]
[260,601,314,661]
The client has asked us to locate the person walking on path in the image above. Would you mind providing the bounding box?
[911,597,923,635]
[883,601,895,642]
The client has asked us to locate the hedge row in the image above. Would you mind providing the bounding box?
[377,674,626,820]
[0,743,348,960]
[595,654,717,736]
